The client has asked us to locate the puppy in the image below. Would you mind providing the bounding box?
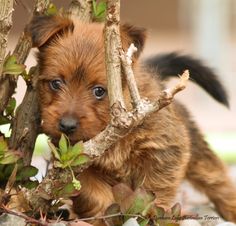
[28,15,236,224]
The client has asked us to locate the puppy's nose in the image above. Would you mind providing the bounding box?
[59,116,78,134]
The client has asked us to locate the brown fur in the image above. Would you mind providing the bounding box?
[28,15,236,224]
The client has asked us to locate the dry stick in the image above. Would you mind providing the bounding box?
[120,44,140,107]
[0,205,49,226]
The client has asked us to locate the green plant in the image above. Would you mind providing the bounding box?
[92,0,106,21]
[48,134,89,190]
[105,183,182,226]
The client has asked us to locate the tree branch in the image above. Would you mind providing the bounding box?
[120,44,140,107]
[68,0,92,22]
[7,1,50,165]
[104,0,125,108]
[0,0,14,76]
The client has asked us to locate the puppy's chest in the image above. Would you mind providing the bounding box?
[92,129,159,182]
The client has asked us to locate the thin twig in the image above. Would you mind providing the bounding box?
[120,43,140,107]
[0,205,49,226]
[77,212,146,221]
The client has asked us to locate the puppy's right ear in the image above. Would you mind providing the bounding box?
[27,15,74,48]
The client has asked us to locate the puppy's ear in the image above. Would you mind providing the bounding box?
[121,24,146,59]
[27,15,74,48]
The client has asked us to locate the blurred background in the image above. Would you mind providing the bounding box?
[3,0,236,166]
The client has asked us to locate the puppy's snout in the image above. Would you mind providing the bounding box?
[59,116,78,135]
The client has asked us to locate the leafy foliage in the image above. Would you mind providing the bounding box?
[49,134,88,169]
[0,137,19,165]
[104,183,182,226]
[2,54,25,76]
[92,0,106,21]
[48,134,89,190]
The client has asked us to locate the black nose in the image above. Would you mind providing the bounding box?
[59,116,78,134]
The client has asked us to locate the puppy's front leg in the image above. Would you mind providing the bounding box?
[72,167,114,226]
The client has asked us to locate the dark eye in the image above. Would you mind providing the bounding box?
[92,86,106,100]
[49,79,63,91]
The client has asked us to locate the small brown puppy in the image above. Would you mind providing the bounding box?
[28,15,236,223]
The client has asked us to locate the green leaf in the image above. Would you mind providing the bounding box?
[127,188,155,215]
[64,141,84,162]
[59,134,68,154]
[96,2,106,17]
[92,0,106,21]
[57,182,79,198]
[0,152,18,164]
[71,141,83,156]
[92,0,98,15]
[5,98,16,116]
[48,140,61,160]
[46,3,58,16]
[3,55,25,75]
[16,166,38,181]
[70,154,90,167]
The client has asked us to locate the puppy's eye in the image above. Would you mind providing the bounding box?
[49,79,63,91]
[92,86,106,100]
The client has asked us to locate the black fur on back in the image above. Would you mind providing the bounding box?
[144,52,229,107]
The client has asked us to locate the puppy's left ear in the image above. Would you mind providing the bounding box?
[27,15,74,48]
[121,24,146,59]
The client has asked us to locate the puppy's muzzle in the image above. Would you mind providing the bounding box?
[59,116,78,135]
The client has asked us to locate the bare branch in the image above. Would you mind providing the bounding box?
[68,0,92,22]
[104,0,125,108]
[9,72,40,165]
[0,205,48,226]
[120,43,141,107]
[83,70,189,157]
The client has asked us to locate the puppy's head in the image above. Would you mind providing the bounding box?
[28,15,146,144]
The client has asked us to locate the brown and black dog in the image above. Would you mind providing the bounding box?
[28,15,236,224]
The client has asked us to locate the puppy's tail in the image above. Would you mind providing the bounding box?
[145,52,229,107]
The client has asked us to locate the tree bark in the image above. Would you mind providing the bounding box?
[0,0,14,76]
[8,0,50,165]
[0,0,14,115]
[68,0,92,22]
[104,0,125,107]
